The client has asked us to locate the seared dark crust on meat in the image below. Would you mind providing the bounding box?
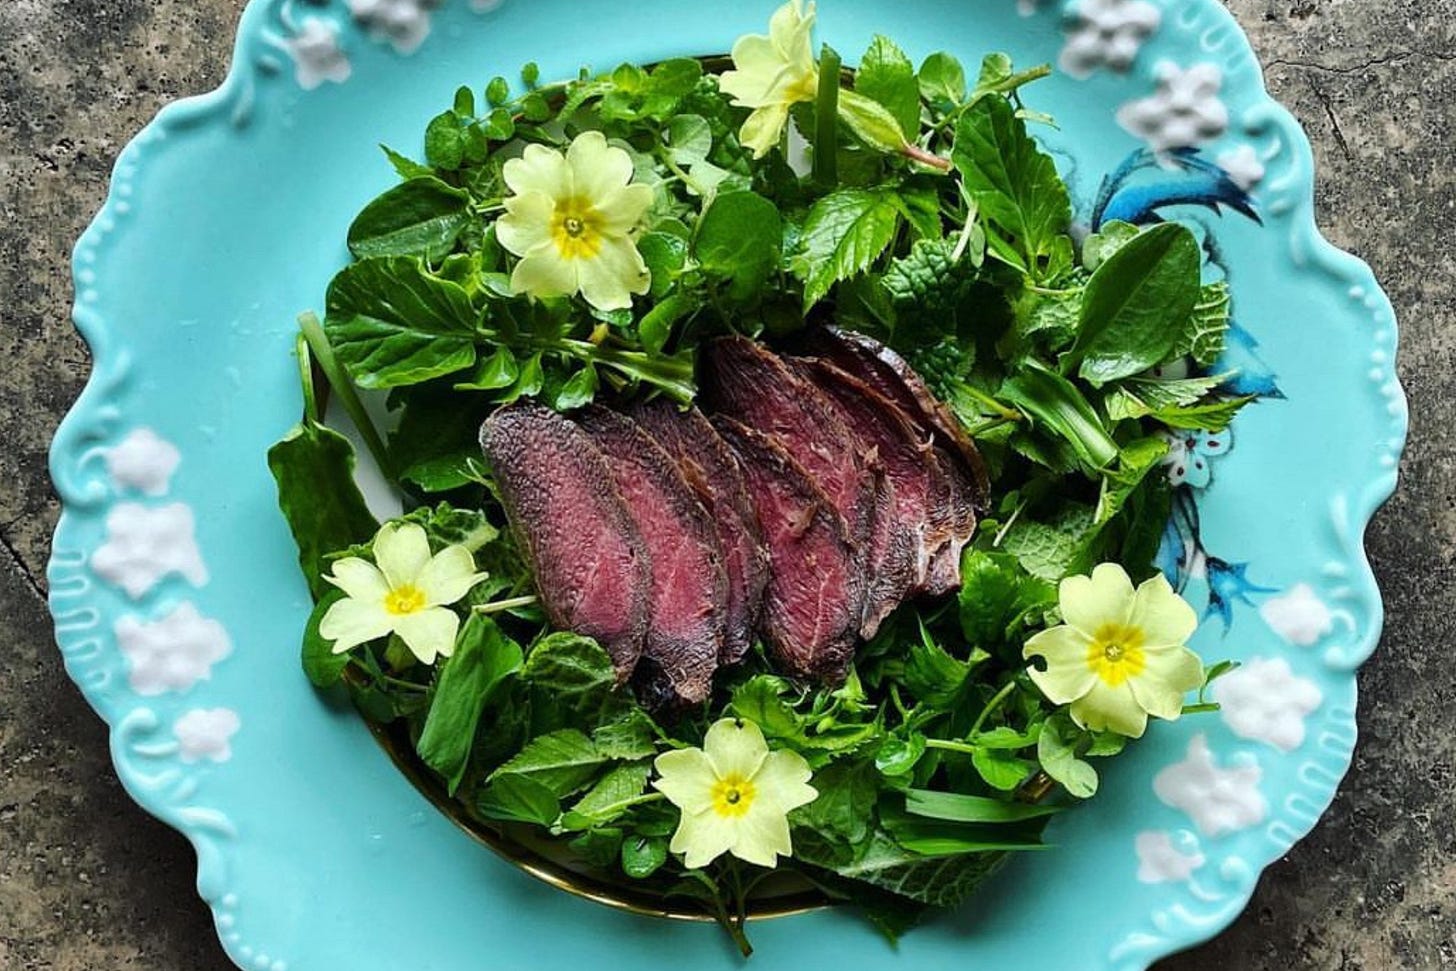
[480,403,649,677]
[577,406,727,708]
[713,417,862,685]
[627,398,769,665]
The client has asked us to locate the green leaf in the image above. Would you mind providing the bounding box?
[488,728,606,797]
[918,52,967,105]
[324,257,479,389]
[1073,223,1203,384]
[694,191,783,301]
[267,420,379,600]
[300,590,349,687]
[478,773,561,825]
[638,232,689,300]
[417,615,524,795]
[424,110,464,170]
[621,834,669,878]
[999,361,1119,470]
[560,762,652,830]
[795,189,902,310]
[790,760,878,851]
[1000,503,1099,582]
[881,237,980,314]
[902,790,1061,824]
[1095,436,1169,525]
[857,35,921,139]
[389,389,489,493]
[568,827,624,868]
[522,633,628,732]
[958,550,1057,649]
[728,676,805,740]
[454,345,519,391]
[1081,220,1139,272]
[951,96,1070,279]
[1037,713,1098,798]
[666,113,713,165]
[806,830,1009,907]
[879,811,1049,856]
[350,177,471,260]
[380,144,434,180]
[838,89,911,155]
[486,76,510,106]
[875,733,928,777]
[592,709,659,760]
[969,747,1037,791]
[553,365,599,411]
[1176,281,1232,366]
[904,621,975,709]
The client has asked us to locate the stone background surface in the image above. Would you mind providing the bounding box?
[0,1,1451,968]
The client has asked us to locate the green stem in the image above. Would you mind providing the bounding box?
[294,332,320,425]
[472,595,540,615]
[924,738,978,755]
[813,45,842,188]
[297,312,395,481]
[969,679,1020,737]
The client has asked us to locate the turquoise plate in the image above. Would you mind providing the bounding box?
[48,1,1408,968]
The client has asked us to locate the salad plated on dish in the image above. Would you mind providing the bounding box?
[268,1,1254,952]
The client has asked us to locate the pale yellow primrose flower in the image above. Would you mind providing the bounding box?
[1022,563,1205,739]
[719,0,820,158]
[496,131,654,312]
[652,718,817,869]
[319,522,486,665]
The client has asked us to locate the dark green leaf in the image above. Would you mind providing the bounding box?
[301,590,349,687]
[695,191,783,301]
[488,728,605,796]
[875,733,927,777]
[790,760,878,850]
[389,389,489,493]
[795,189,902,310]
[952,96,1071,279]
[592,709,659,760]
[568,827,624,868]
[905,623,974,708]
[553,365,599,410]
[638,231,689,300]
[1074,223,1203,384]
[804,830,1008,907]
[1095,436,1169,525]
[1000,362,1119,470]
[728,676,804,740]
[857,35,921,139]
[477,773,561,825]
[560,762,652,830]
[621,834,669,878]
[325,257,479,389]
[1081,220,1139,271]
[522,632,628,731]
[424,111,464,170]
[417,615,524,795]
[267,420,379,600]
[454,345,519,391]
[958,550,1057,649]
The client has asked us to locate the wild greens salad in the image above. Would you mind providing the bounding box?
[268,0,1244,952]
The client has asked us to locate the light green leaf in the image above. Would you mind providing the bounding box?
[1037,713,1099,798]
[488,728,606,797]
[999,362,1119,470]
[324,257,479,389]
[694,191,783,300]
[523,633,629,732]
[970,747,1037,791]
[857,35,921,139]
[454,345,519,391]
[918,52,967,105]
[1081,220,1140,272]
[346,177,472,261]
[903,790,1061,824]
[958,550,1057,648]
[417,615,523,795]
[621,834,669,878]
[477,773,561,825]
[1000,503,1099,582]
[795,189,902,310]
[1176,281,1232,366]
[592,709,659,760]
[1095,436,1169,525]
[560,762,652,830]
[1074,223,1203,385]
[838,89,910,154]
[666,113,713,165]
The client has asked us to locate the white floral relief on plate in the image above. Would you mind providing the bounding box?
[286,17,353,90]
[1117,62,1229,153]
[105,428,181,496]
[1060,0,1161,79]
[1259,583,1334,646]
[349,0,437,55]
[1153,734,1267,837]
[1135,829,1206,883]
[1217,143,1265,191]
[116,602,234,696]
[1213,657,1322,752]
[91,502,209,599]
[176,708,242,764]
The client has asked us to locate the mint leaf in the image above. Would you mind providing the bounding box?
[347,177,472,261]
[957,550,1056,649]
[1073,223,1202,385]
[267,420,378,600]
[951,96,1070,279]
[1176,281,1232,366]
[857,36,921,139]
[796,189,902,310]
[522,633,629,732]
[560,762,652,830]
[325,257,479,389]
[695,191,783,301]
[417,615,523,795]
[1000,503,1099,581]
[488,728,606,797]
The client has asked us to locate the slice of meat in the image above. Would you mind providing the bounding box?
[577,406,726,709]
[792,359,937,629]
[714,417,862,685]
[807,328,991,592]
[480,403,648,676]
[626,398,769,666]
[701,336,877,560]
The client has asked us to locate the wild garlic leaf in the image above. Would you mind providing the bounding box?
[1073,223,1202,385]
[795,188,903,310]
[999,362,1119,470]
[951,96,1070,280]
[347,177,473,261]
[857,35,921,139]
[417,615,524,795]
[902,790,1060,824]
[325,257,479,389]
[267,420,378,601]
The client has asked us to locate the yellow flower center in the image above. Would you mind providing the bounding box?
[710,773,757,818]
[550,196,604,260]
[383,584,427,616]
[784,70,820,104]
[1086,623,1147,686]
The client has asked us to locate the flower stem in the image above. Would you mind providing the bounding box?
[902,141,952,172]
[969,679,1021,737]
[297,312,394,481]
[472,594,539,615]
[812,45,842,188]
